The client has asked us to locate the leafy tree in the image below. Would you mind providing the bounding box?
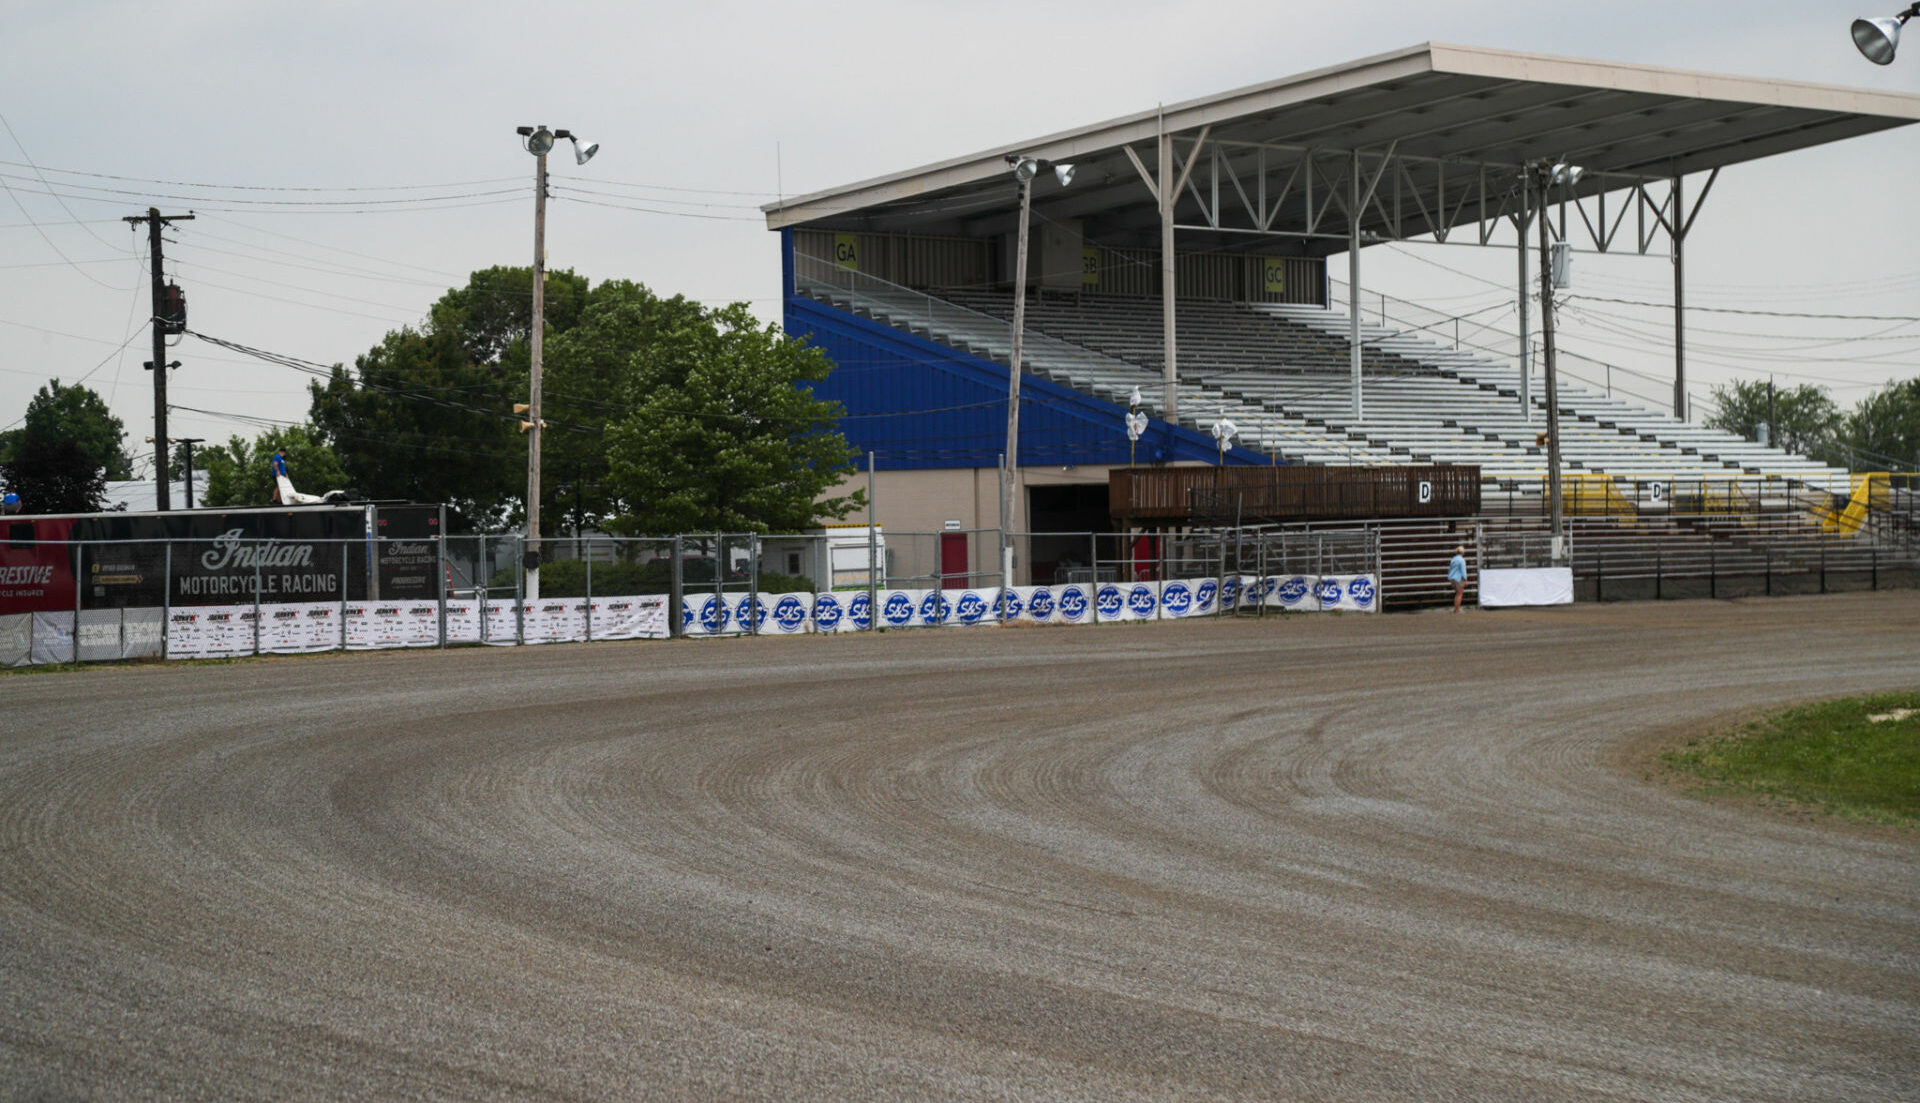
[1704,379,1841,461]
[601,302,863,535]
[197,423,350,508]
[1837,377,1920,470]
[308,267,592,529]
[540,280,708,534]
[8,379,134,479]
[427,265,588,366]
[0,436,108,514]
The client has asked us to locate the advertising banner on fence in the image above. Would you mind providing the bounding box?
[1094,581,1162,623]
[591,596,670,640]
[1318,574,1381,613]
[445,601,480,644]
[167,604,254,659]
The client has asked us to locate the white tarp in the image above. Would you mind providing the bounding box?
[30,611,75,664]
[1478,567,1574,607]
[122,608,165,659]
[999,583,1093,626]
[1,612,32,667]
[75,609,124,663]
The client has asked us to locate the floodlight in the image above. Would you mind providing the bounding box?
[1854,13,1907,63]
[525,126,555,155]
[1053,162,1075,187]
[1549,161,1584,187]
[570,136,599,165]
[1010,157,1039,184]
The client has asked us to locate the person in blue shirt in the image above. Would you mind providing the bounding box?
[1448,545,1468,613]
[1,489,20,514]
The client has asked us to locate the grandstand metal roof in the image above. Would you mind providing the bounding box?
[764,43,1920,255]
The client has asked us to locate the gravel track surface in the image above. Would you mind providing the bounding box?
[2,593,1917,1101]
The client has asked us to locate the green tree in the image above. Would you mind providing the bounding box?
[7,379,134,479]
[540,280,708,534]
[1838,377,1920,470]
[0,436,109,514]
[308,267,593,529]
[428,265,589,365]
[1704,379,1841,461]
[308,325,522,524]
[601,302,862,535]
[197,423,350,507]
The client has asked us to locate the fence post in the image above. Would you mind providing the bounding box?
[1872,547,1878,592]
[340,543,350,652]
[1596,549,1604,603]
[1709,542,1716,600]
[748,534,760,636]
[1656,546,1663,601]
[71,541,82,664]
[1820,540,1828,594]
[1764,549,1771,597]
[585,542,594,643]
[437,533,448,649]
[712,532,724,636]
[162,542,172,661]
[253,549,262,656]
[477,536,489,645]
[866,451,878,631]
[515,536,525,646]
[670,536,685,639]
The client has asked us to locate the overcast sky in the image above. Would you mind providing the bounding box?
[5,1,1918,477]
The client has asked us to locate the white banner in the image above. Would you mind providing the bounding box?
[945,589,998,627]
[1270,575,1318,611]
[810,591,861,633]
[1478,567,1574,607]
[483,600,523,644]
[166,605,254,659]
[259,602,343,653]
[1094,581,1161,623]
[523,600,587,645]
[590,595,670,640]
[444,601,481,644]
[684,591,745,637]
[1318,574,1381,613]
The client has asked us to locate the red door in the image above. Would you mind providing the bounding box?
[940,532,968,589]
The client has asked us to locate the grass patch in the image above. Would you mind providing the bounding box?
[1662,690,1920,827]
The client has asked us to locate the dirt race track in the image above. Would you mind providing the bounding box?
[2,593,1917,1101]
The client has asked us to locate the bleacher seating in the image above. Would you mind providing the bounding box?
[798,274,1855,492]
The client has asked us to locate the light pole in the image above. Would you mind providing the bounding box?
[1000,154,1074,584]
[1527,159,1581,566]
[1854,5,1920,62]
[514,124,598,600]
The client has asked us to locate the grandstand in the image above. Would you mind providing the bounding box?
[767,44,1920,592]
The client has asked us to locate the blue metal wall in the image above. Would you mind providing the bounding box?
[781,231,1273,472]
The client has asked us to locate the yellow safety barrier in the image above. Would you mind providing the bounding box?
[1815,473,1887,535]
[1564,474,1635,516]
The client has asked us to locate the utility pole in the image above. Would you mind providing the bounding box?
[124,208,194,511]
[177,438,204,508]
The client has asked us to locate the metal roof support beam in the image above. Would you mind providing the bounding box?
[1351,148,1364,422]
[1515,191,1531,421]
[1161,128,1178,422]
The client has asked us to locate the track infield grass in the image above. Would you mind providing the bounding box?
[1663,690,1920,827]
